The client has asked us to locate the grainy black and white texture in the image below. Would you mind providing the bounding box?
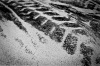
[62,33,78,55]
[0,0,100,66]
